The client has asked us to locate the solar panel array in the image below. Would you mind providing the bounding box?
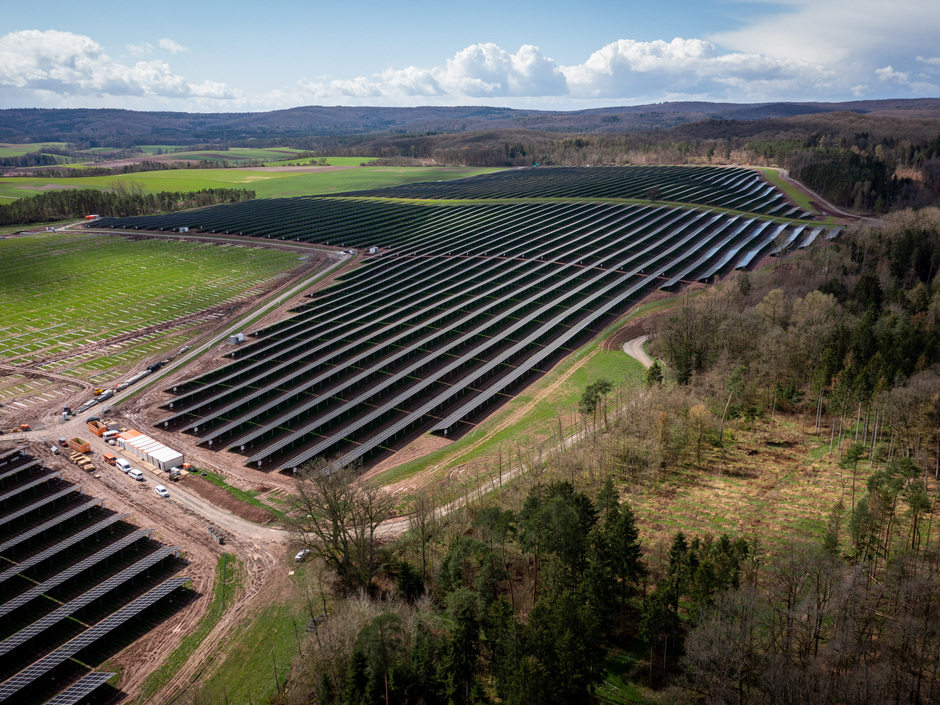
[0,576,189,701]
[94,166,833,471]
[0,485,83,527]
[0,471,62,504]
[345,165,815,218]
[0,528,154,620]
[0,545,179,656]
[0,497,107,555]
[0,451,190,705]
[0,458,39,484]
[0,512,127,586]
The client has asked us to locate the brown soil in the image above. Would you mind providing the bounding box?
[184,474,277,524]
[361,434,454,484]
[15,183,81,191]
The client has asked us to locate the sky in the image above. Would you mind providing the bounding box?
[1,0,939,113]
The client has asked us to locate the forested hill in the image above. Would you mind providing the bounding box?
[3,98,940,144]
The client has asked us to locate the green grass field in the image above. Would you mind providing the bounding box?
[0,142,68,158]
[0,166,500,200]
[0,231,304,383]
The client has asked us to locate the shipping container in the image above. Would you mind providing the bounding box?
[68,437,91,453]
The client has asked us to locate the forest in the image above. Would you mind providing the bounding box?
[270,209,940,705]
[354,124,940,213]
[0,186,255,226]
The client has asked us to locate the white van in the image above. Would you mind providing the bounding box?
[102,430,119,442]
[116,459,132,473]
[128,469,145,481]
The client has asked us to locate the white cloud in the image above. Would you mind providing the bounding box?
[126,42,153,57]
[289,38,839,107]
[917,56,940,70]
[561,38,827,102]
[875,64,939,95]
[158,38,188,54]
[0,30,237,104]
[437,43,566,97]
[711,0,940,97]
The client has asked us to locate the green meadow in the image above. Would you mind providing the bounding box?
[0,165,500,200]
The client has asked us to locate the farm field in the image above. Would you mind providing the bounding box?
[0,142,68,158]
[95,166,841,473]
[0,231,310,407]
[0,166,500,201]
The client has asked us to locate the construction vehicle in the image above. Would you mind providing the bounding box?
[103,453,117,465]
[19,424,30,431]
[169,466,181,481]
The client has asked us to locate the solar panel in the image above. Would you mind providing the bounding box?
[0,486,82,528]
[0,459,41,483]
[0,528,155,619]
[0,513,129,586]
[0,471,62,504]
[0,497,106,554]
[43,671,115,705]
[0,447,27,465]
[0,545,180,655]
[0,576,189,700]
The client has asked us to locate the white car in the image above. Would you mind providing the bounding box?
[294,548,310,562]
[154,484,170,498]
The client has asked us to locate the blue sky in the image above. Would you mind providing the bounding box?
[1,0,938,112]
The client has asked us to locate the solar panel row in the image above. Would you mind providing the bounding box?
[0,576,189,700]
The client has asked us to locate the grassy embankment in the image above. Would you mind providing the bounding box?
[137,554,243,701]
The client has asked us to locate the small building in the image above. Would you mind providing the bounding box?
[118,429,184,471]
[228,333,246,345]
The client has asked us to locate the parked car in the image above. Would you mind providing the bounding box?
[294,548,310,562]
[154,484,170,498]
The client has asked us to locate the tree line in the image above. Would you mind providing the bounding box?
[0,186,255,226]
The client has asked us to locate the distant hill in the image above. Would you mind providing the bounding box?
[3,99,940,145]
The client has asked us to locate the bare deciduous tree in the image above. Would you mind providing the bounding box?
[289,460,394,594]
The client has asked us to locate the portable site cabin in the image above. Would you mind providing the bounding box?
[117,429,183,471]
[151,446,184,472]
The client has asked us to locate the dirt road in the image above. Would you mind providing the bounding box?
[622,335,654,369]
